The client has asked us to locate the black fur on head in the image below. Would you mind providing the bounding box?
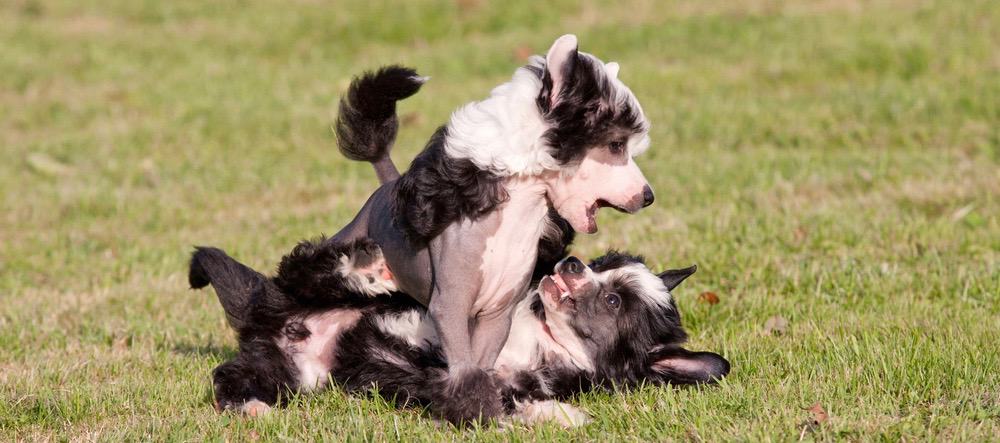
[575,252,728,387]
[531,44,647,166]
[393,126,509,243]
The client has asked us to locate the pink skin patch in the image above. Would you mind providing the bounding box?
[544,148,650,234]
[380,265,394,283]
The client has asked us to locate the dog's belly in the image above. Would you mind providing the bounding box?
[472,180,548,316]
[277,309,362,391]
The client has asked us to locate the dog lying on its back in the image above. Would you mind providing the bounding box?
[189,239,729,426]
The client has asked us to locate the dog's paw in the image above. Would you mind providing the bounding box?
[512,400,590,428]
[430,367,504,426]
[239,399,272,417]
[339,240,397,296]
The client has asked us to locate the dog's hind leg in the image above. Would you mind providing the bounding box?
[275,237,397,301]
[189,247,267,330]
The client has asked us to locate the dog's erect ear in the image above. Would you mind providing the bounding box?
[545,34,579,106]
[658,264,697,291]
[605,62,620,80]
[650,346,729,384]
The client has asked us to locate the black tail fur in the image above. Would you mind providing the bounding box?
[335,65,425,184]
[189,247,267,330]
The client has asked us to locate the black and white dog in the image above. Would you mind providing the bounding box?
[189,239,729,426]
[330,35,657,420]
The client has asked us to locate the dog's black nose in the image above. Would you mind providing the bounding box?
[641,185,655,207]
[563,256,584,274]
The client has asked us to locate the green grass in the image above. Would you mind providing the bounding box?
[2,0,999,440]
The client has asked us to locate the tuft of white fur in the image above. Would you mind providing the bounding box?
[338,253,397,297]
[599,263,673,309]
[444,56,557,176]
[511,400,590,428]
[375,310,439,349]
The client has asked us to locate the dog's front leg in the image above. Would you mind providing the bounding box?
[471,308,514,368]
[425,225,504,425]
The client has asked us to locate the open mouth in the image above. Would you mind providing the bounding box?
[596,199,629,213]
[541,273,574,306]
[586,199,631,232]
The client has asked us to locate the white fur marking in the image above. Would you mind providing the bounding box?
[599,263,674,309]
[375,310,439,349]
[443,58,557,176]
[338,253,397,297]
[512,400,590,428]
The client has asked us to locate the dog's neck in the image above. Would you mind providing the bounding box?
[443,59,559,176]
[495,294,593,372]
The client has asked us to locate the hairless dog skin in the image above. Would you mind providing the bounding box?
[330,35,655,422]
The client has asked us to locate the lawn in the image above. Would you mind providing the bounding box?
[2,0,998,440]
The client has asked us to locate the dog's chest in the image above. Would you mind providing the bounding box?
[472,181,549,315]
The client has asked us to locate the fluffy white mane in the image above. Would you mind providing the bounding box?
[443,56,558,176]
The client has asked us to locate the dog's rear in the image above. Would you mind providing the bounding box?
[189,247,267,330]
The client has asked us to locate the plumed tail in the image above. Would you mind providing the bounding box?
[189,247,267,330]
[335,65,426,184]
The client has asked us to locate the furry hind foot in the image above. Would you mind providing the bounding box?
[337,239,398,296]
[275,238,397,300]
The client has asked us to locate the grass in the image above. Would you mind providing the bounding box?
[2,0,998,440]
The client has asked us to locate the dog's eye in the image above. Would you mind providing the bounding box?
[609,140,626,155]
[605,293,621,309]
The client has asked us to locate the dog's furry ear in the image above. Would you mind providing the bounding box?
[544,34,579,107]
[605,62,620,80]
[658,265,697,291]
[649,346,729,384]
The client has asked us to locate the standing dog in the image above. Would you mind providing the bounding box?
[331,35,655,420]
[190,240,728,426]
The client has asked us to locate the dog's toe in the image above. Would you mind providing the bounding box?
[240,399,272,417]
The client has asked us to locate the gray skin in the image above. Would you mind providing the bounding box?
[331,181,516,369]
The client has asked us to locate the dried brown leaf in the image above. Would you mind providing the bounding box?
[697,291,720,305]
